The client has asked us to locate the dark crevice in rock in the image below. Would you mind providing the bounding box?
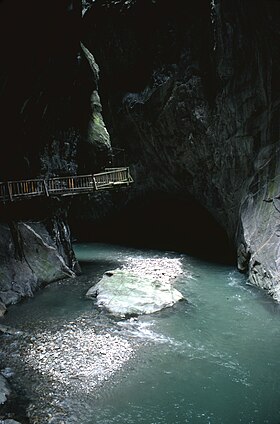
[47,208,81,275]
[8,221,24,262]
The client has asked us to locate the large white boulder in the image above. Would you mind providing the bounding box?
[86,268,184,317]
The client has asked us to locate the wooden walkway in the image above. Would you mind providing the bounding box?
[0,167,133,202]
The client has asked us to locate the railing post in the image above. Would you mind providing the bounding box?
[0,183,6,202]
[7,182,13,201]
[92,175,97,191]
[43,180,49,197]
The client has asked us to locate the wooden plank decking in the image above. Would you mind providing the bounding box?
[0,167,133,202]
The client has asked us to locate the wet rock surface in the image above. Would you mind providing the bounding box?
[0,374,24,423]
[0,221,76,308]
[0,361,27,424]
[0,326,23,336]
[0,304,6,318]
[0,375,10,406]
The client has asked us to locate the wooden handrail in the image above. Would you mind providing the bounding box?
[0,168,133,202]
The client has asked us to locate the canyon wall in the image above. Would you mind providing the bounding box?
[82,0,280,300]
[0,0,110,309]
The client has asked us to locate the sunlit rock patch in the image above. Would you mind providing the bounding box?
[86,256,185,316]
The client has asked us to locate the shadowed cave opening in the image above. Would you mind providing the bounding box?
[72,192,236,265]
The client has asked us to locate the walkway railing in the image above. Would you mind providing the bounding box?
[0,167,133,202]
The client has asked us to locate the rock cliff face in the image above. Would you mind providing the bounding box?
[0,0,111,308]
[82,0,280,300]
[0,216,78,307]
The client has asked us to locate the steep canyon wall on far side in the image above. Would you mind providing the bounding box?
[82,0,280,300]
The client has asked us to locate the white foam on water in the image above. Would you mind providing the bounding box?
[227,271,253,293]
[115,318,179,345]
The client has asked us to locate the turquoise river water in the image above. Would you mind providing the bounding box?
[1,243,280,424]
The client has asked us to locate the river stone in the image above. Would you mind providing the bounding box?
[86,269,184,316]
[0,375,11,405]
[1,420,22,424]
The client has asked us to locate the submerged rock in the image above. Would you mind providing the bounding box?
[86,269,184,316]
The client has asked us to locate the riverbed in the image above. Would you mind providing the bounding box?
[1,243,280,423]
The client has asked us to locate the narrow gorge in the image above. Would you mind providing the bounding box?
[1,1,280,423]
[1,0,280,312]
